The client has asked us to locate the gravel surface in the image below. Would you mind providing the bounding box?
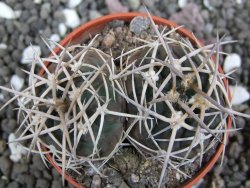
[0,0,250,187]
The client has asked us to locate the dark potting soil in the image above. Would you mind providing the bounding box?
[66,18,222,188]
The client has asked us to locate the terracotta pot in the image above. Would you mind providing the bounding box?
[40,13,232,188]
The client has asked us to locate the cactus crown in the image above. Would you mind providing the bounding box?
[1,13,249,187]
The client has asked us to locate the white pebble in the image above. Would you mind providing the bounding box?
[176,172,181,180]
[178,0,188,8]
[21,45,41,64]
[8,133,27,162]
[236,0,242,4]
[203,0,213,10]
[131,174,139,183]
[223,53,241,73]
[0,2,18,19]
[68,0,82,8]
[50,34,60,42]
[128,0,140,9]
[62,9,80,29]
[89,10,103,20]
[58,23,67,36]
[34,0,43,4]
[10,75,24,91]
[0,43,7,49]
[229,85,250,105]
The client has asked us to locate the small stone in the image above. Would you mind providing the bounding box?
[91,175,101,188]
[0,2,17,19]
[229,85,250,105]
[128,0,140,9]
[62,9,80,28]
[118,181,130,188]
[36,179,50,188]
[223,53,241,73]
[7,182,19,188]
[40,3,51,19]
[58,23,67,36]
[229,142,242,159]
[245,180,250,187]
[51,180,63,188]
[131,174,139,183]
[102,33,115,48]
[0,156,12,176]
[32,155,46,171]
[105,0,128,13]
[21,45,41,64]
[129,16,150,35]
[12,163,29,178]
[178,0,188,8]
[10,74,25,91]
[1,119,17,133]
[0,139,6,154]
[89,10,103,20]
[68,0,82,8]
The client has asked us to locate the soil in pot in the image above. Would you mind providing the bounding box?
[62,17,224,188]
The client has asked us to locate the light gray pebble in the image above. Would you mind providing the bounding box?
[0,180,6,188]
[6,0,16,6]
[40,3,51,19]
[20,10,30,22]
[16,173,35,187]
[11,163,29,179]
[32,155,46,171]
[128,0,140,10]
[51,180,63,188]
[129,16,150,35]
[204,23,213,34]
[20,24,30,35]
[89,10,103,20]
[201,10,209,20]
[51,0,60,7]
[43,170,53,180]
[0,66,10,77]
[208,0,223,7]
[7,182,20,188]
[36,179,50,188]
[53,10,64,22]
[1,118,17,134]
[0,48,7,57]
[23,0,36,9]
[0,156,12,176]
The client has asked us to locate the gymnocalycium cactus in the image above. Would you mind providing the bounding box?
[1,13,249,187]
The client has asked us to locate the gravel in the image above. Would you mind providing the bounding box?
[0,0,250,188]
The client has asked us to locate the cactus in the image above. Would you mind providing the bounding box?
[1,13,250,187]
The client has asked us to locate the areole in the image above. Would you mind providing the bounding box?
[40,13,232,188]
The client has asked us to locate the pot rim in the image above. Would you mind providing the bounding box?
[40,12,232,188]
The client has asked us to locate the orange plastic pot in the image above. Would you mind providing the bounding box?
[40,13,232,188]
